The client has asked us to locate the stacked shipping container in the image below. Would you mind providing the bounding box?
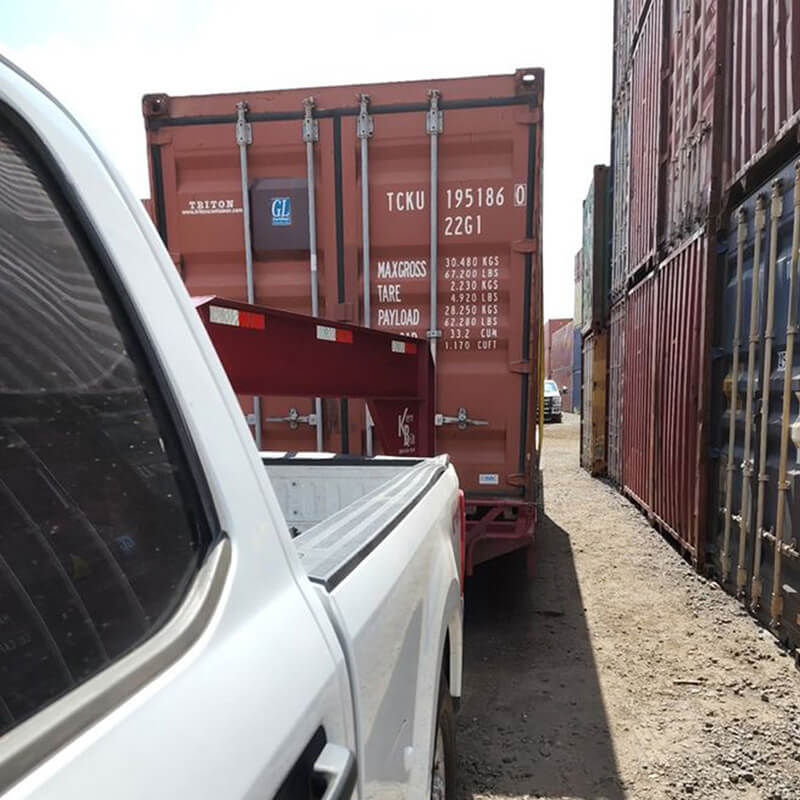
[549,321,574,405]
[603,0,800,650]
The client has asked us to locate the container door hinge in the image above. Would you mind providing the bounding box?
[235,101,252,146]
[303,97,319,143]
[266,407,318,430]
[357,94,374,139]
[512,238,537,254]
[435,407,488,430]
[507,473,527,487]
[426,90,443,135]
[510,360,531,374]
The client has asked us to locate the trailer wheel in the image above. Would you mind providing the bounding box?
[431,674,456,800]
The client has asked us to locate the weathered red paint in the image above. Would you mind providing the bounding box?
[622,273,656,510]
[723,0,800,191]
[607,299,626,485]
[544,317,571,380]
[613,0,634,96]
[549,321,574,403]
[651,234,709,560]
[662,0,726,247]
[143,71,544,508]
[628,0,665,277]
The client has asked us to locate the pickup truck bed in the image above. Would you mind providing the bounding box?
[264,454,450,588]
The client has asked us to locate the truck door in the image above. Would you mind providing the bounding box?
[0,59,356,799]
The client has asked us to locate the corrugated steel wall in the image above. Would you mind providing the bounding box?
[611,81,631,302]
[651,234,709,560]
[628,0,664,276]
[583,166,611,334]
[571,326,582,414]
[623,275,655,509]
[550,322,574,403]
[607,299,626,485]
[574,249,583,326]
[581,330,608,476]
[724,0,800,190]
[662,0,725,246]
[710,158,800,644]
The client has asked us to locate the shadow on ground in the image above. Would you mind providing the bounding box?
[457,514,624,799]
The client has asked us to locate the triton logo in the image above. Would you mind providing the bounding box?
[271,197,292,226]
[398,407,416,451]
[181,198,241,216]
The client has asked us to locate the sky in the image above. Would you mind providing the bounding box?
[2,0,612,321]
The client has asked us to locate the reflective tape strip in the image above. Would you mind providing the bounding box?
[209,306,239,326]
[391,340,417,354]
[209,305,265,330]
[317,325,353,344]
[238,310,265,330]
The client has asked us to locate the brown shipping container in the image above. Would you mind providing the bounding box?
[651,234,710,561]
[143,70,544,501]
[629,0,665,277]
[582,165,610,333]
[622,273,656,510]
[549,321,574,404]
[724,0,800,192]
[610,79,631,302]
[607,299,626,485]
[662,0,726,247]
[581,330,608,476]
[544,318,571,380]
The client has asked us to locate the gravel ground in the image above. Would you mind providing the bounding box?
[457,413,800,799]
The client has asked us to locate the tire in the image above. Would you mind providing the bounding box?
[431,674,457,800]
[555,414,562,423]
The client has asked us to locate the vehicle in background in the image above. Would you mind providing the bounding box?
[142,69,545,577]
[0,56,463,798]
[543,380,563,423]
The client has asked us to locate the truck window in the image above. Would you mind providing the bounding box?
[0,114,209,735]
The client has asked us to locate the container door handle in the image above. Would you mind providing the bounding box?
[313,743,357,800]
[265,407,318,430]
[435,407,488,430]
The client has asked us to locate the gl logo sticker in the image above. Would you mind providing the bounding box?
[398,407,416,450]
[271,197,292,226]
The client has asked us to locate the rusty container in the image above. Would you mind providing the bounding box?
[661,0,726,248]
[651,234,711,563]
[574,249,583,327]
[582,165,611,334]
[549,321,574,406]
[581,330,608,476]
[723,1,800,196]
[628,0,665,279]
[622,273,656,510]
[607,299,626,485]
[710,158,800,649]
[143,70,544,509]
[544,318,571,381]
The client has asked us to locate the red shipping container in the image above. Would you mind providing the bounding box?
[651,234,710,562]
[724,0,800,191]
[549,321,574,404]
[544,317,571,380]
[629,0,666,277]
[662,0,726,246]
[143,70,544,507]
[623,273,656,510]
[607,299,626,485]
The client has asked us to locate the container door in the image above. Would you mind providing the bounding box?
[360,98,541,497]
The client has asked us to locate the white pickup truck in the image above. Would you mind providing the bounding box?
[0,57,463,799]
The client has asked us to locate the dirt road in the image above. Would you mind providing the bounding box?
[458,414,800,800]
